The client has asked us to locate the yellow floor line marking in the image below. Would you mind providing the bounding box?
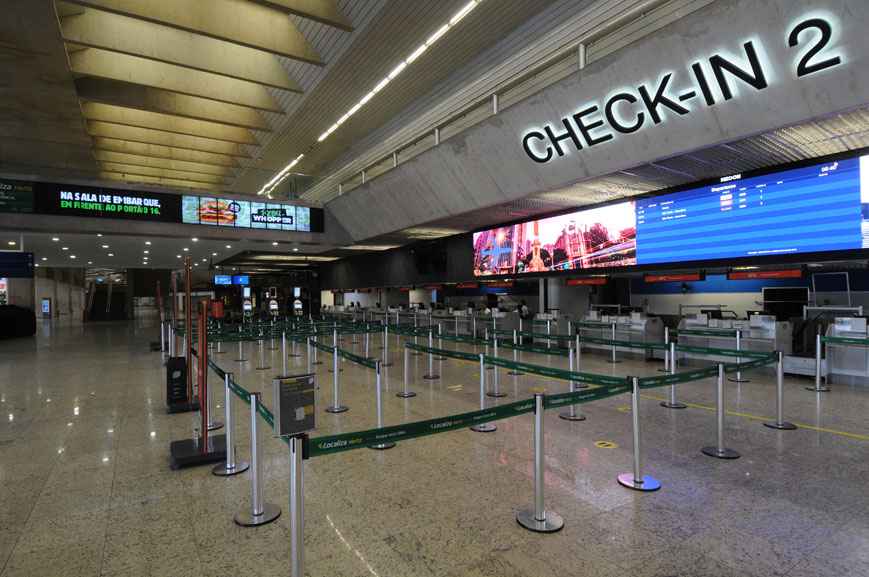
[641,393,869,441]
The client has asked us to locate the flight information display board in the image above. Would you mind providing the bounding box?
[0,180,34,213]
[473,151,869,276]
[35,183,181,222]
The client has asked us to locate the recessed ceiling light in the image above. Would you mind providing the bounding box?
[191,237,198,242]
[225,244,231,249]
[194,263,199,266]
[69,255,76,259]
[7,241,15,246]
[201,258,206,262]
[97,233,103,237]
[87,261,93,265]
[183,247,189,252]
[212,252,217,256]
[101,245,109,249]
[143,250,149,254]
[52,237,59,242]
[176,255,181,258]
[34,263,39,267]
[108,253,114,257]
[272,242,278,246]
[41,257,47,261]
[293,247,299,252]
[62,246,69,251]
[145,241,151,245]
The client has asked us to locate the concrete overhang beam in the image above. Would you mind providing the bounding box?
[86,121,250,157]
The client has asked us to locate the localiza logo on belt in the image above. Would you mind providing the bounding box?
[521,16,844,164]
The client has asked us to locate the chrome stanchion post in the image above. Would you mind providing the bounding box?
[436,322,446,360]
[288,434,305,577]
[559,346,586,421]
[487,338,505,397]
[729,329,749,383]
[508,329,523,376]
[546,319,552,349]
[382,325,392,367]
[808,331,830,392]
[661,341,686,409]
[658,326,669,372]
[574,334,588,389]
[397,346,416,398]
[281,331,288,376]
[472,315,477,340]
[235,325,247,362]
[328,328,342,373]
[517,393,564,532]
[206,361,223,430]
[702,364,740,459]
[311,335,321,365]
[256,333,270,370]
[306,337,312,374]
[369,362,396,450]
[608,322,620,363]
[765,351,797,430]
[618,377,661,491]
[519,317,524,346]
[364,328,370,358]
[423,329,439,380]
[213,372,248,476]
[234,392,281,526]
[160,320,166,354]
[325,345,348,413]
[470,354,497,432]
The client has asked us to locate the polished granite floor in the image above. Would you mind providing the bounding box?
[1,319,868,577]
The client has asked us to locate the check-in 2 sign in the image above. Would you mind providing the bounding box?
[521,15,844,164]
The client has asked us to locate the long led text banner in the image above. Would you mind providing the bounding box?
[36,183,180,222]
[473,149,869,277]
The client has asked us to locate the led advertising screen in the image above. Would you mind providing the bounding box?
[473,151,869,276]
[182,196,316,231]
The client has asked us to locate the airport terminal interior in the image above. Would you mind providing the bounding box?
[2,1,869,576]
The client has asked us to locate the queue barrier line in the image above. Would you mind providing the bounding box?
[821,335,869,346]
[674,328,739,337]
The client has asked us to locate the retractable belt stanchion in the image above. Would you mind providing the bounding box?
[658,327,670,372]
[487,338,505,397]
[436,323,446,360]
[306,337,313,374]
[423,329,439,380]
[516,393,564,532]
[256,330,271,371]
[325,346,348,414]
[661,341,687,409]
[369,361,396,450]
[397,346,416,398]
[311,335,321,365]
[470,354,497,433]
[808,331,831,392]
[728,329,750,383]
[206,347,223,431]
[472,316,477,340]
[702,364,740,459]
[235,391,281,526]
[235,325,247,363]
[289,331,300,358]
[508,330,523,376]
[617,377,661,491]
[364,328,370,358]
[559,346,586,421]
[574,334,587,389]
[519,317,524,346]
[281,331,288,377]
[269,319,278,350]
[608,322,620,363]
[765,351,797,430]
[328,328,342,373]
[160,318,166,354]
[546,319,552,350]
[381,325,392,367]
[288,434,305,577]
[410,313,421,355]
[213,372,248,476]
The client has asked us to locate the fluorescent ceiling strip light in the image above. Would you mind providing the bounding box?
[258,153,304,196]
[450,1,477,26]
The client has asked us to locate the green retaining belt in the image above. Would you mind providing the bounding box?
[822,336,869,346]
[675,328,738,337]
[484,356,625,387]
[674,344,770,358]
[638,366,720,388]
[579,336,668,351]
[437,333,488,346]
[497,340,570,357]
[308,399,535,457]
[407,342,480,363]
[545,382,631,409]
[336,348,377,370]
[311,340,335,354]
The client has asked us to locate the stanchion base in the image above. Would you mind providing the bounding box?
[435,356,448,361]
[268,347,279,351]
[470,423,497,433]
[214,350,226,355]
[166,399,200,414]
[516,509,564,533]
[396,391,417,398]
[255,365,272,371]
[169,434,226,470]
[206,420,224,431]
[486,366,495,371]
[486,391,507,398]
[660,401,687,409]
[764,421,797,430]
[212,460,249,477]
[327,368,344,373]
[311,361,323,365]
[423,374,440,380]
[234,358,248,363]
[617,473,661,492]
[287,353,302,358]
[805,386,831,392]
[368,442,396,451]
[325,405,349,414]
[410,352,422,356]
[381,362,393,368]
[607,359,622,364]
[701,446,741,459]
[507,371,524,376]
[558,411,586,421]
[728,377,750,383]
[234,503,281,527]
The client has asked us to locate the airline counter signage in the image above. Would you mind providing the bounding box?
[727,269,803,280]
[522,14,846,164]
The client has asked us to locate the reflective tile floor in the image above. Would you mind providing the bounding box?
[1,319,868,576]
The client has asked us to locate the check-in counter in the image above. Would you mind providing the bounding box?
[824,317,869,386]
[676,314,791,367]
[578,311,664,357]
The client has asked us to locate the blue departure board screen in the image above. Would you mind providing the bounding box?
[473,151,869,276]
[636,156,864,264]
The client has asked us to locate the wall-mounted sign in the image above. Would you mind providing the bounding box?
[727,268,803,280]
[644,273,705,283]
[0,180,33,213]
[36,183,180,222]
[272,373,316,437]
[231,275,249,286]
[485,280,514,288]
[213,275,232,285]
[566,277,608,286]
[522,15,845,164]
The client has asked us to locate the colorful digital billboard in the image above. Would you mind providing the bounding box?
[182,196,312,232]
[473,150,869,276]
